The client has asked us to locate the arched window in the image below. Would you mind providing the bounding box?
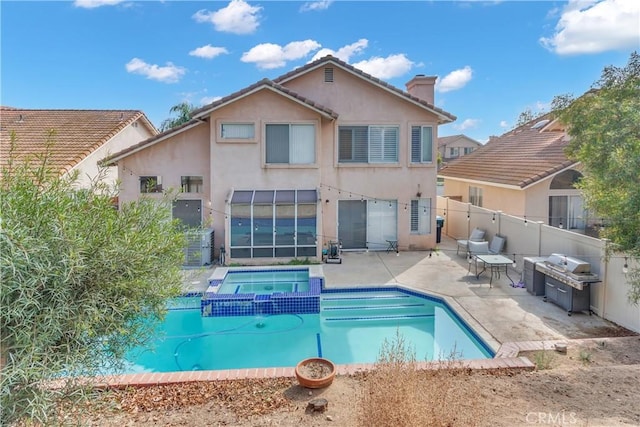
[550,169,582,189]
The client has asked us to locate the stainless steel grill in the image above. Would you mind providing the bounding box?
[535,253,600,291]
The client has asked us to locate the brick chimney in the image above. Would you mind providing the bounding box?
[405,75,437,105]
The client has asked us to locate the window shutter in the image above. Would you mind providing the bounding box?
[369,126,383,162]
[410,200,419,232]
[383,127,398,162]
[222,123,254,138]
[411,126,421,162]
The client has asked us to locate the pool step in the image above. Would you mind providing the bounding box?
[320,291,434,324]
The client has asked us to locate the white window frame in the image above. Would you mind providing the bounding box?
[139,176,162,193]
[411,125,433,163]
[220,123,255,140]
[338,125,399,164]
[181,175,204,193]
[265,123,316,165]
[469,186,483,207]
[410,198,431,234]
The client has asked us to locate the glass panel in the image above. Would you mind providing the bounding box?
[275,204,295,246]
[276,247,296,257]
[266,124,289,163]
[338,128,353,161]
[181,176,203,193]
[550,169,583,189]
[296,190,317,203]
[139,176,161,193]
[253,190,274,204]
[297,204,317,245]
[275,190,295,203]
[172,199,202,229]
[421,127,433,162]
[411,126,421,162]
[253,205,273,246]
[230,204,252,246]
[338,126,367,162]
[338,200,367,249]
[568,195,585,230]
[367,200,397,250]
[549,195,568,227]
[221,123,254,139]
[253,248,274,258]
[230,248,251,258]
[231,190,253,204]
[290,124,315,164]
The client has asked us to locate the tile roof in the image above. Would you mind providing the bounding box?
[438,117,576,188]
[273,55,456,124]
[1,108,156,175]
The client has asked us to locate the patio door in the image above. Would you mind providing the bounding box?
[338,200,367,249]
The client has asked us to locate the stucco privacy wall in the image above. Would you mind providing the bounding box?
[72,119,155,188]
[117,124,211,210]
[438,196,640,333]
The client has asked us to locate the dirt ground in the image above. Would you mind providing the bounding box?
[65,335,640,427]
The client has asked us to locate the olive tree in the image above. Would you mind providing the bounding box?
[1,133,185,424]
[552,52,640,303]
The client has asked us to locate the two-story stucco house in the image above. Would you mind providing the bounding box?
[439,115,597,234]
[0,107,157,188]
[102,56,456,262]
[437,134,481,165]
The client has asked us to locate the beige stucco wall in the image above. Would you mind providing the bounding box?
[442,179,527,218]
[116,65,447,261]
[71,119,155,188]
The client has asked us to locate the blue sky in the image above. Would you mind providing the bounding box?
[2,0,638,142]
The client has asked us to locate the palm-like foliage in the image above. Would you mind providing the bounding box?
[160,102,196,131]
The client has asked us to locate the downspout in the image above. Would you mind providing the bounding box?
[601,239,609,319]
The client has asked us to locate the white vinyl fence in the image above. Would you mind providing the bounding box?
[437,196,640,333]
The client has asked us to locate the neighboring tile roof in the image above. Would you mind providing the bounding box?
[438,117,576,188]
[273,55,456,123]
[1,108,156,175]
[192,78,339,120]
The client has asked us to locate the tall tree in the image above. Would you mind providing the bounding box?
[553,51,640,303]
[0,132,185,424]
[160,102,196,131]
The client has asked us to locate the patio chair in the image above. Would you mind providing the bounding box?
[456,227,486,255]
[467,235,507,272]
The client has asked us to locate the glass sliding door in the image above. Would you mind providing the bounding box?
[338,200,367,249]
[367,201,397,251]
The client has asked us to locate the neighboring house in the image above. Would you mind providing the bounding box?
[0,107,157,188]
[438,116,596,233]
[437,134,482,165]
[102,56,456,262]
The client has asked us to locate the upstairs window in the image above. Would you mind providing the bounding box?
[139,176,162,193]
[464,147,474,155]
[181,176,203,193]
[221,123,255,139]
[338,125,399,163]
[265,124,315,164]
[411,126,433,163]
[450,147,459,157]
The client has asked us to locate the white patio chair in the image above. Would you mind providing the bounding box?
[456,227,486,255]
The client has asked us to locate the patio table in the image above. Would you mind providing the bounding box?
[473,254,514,287]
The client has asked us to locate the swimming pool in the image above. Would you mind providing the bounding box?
[121,288,493,373]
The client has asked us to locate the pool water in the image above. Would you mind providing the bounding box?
[122,289,492,373]
[217,270,310,294]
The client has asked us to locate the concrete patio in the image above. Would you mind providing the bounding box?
[182,235,621,353]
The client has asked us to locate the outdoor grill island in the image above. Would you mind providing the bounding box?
[533,253,600,316]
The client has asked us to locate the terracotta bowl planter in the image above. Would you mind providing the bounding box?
[295,357,336,389]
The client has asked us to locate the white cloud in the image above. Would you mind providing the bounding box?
[189,45,229,59]
[300,1,333,12]
[193,0,262,35]
[351,54,414,80]
[454,118,481,131]
[310,39,368,62]
[200,96,223,106]
[74,0,125,8]
[436,66,473,93]
[540,0,640,55]
[241,40,321,69]
[125,58,186,83]
[499,120,509,128]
